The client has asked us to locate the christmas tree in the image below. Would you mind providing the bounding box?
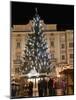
[21,8,51,74]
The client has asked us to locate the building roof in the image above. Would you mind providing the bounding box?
[12,20,57,32]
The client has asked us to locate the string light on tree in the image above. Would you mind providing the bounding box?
[21,8,52,74]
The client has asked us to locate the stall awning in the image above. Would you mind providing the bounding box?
[59,68,74,74]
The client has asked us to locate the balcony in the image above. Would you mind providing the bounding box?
[13,59,22,64]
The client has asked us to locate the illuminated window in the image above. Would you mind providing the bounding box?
[50,33,54,36]
[16,42,20,48]
[16,52,21,60]
[61,44,65,48]
[61,55,65,60]
[51,54,54,59]
[15,67,19,73]
[69,54,73,59]
[50,41,54,47]
[17,34,21,36]
[69,42,73,48]
[16,55,20,60]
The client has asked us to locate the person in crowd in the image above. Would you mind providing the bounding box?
[16,83,20,96]
[48,77,54,96]
[55,78,63,96]
[42,77,47,96]
[61,79,66,95]
[38,78,43,97]
[52,78,56,96]
[11,83,16,97]
[24,79,29,96]
[28,81,33,97]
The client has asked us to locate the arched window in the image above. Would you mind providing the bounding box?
[16,42,20,48]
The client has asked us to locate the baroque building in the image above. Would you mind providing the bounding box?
[11,20,74,78]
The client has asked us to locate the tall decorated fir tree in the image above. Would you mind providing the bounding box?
[21,8,51,74]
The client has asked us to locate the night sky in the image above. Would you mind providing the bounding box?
[11,1,74,30]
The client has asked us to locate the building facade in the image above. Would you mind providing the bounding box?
[11,20,74,78]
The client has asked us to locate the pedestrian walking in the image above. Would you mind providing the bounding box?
[52,78,56,96]
[61,79,66,95]
[28,81,33,97]
[55,78,63,96]
[38,78,43,97]
[42,78,47,96]
[48,77,54,96]
[11,83,16,97]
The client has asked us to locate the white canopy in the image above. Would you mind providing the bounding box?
[27,67,39,77]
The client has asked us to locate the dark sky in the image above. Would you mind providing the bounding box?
[11,1,74,30]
